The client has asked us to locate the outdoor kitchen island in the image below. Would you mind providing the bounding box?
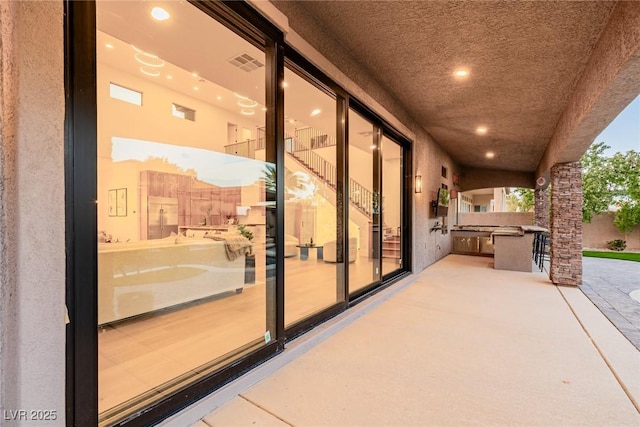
[451,225,548,272]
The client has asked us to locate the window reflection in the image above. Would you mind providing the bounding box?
[284,67,341,326]
[381,136,403,276]
[348,110,380,293]
[97,1,270,422]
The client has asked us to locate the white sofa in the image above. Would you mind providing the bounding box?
[285,234,299,257]
[323,237,358,263]
[98,236,245,325]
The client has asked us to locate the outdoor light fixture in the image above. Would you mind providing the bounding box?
[415,175,422,193]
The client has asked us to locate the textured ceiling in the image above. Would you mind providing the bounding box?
[273,1,618,172]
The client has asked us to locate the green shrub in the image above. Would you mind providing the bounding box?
[606,239,627,251]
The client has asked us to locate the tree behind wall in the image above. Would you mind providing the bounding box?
[506,188,534,212]
[581,142,640,237]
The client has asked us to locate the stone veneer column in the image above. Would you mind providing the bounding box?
[550,162,583,286]
[534,187,549,229]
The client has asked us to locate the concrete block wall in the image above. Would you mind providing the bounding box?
[583,212,640,250]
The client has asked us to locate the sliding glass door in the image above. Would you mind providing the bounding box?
[381,136,403,276]
[347,109,381,294]
[96,2,273,423]
[283,66,343,326]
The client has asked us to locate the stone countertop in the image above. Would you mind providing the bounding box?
[452,225,548,234]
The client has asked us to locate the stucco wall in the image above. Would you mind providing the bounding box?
[583,212,640,250]
[0,1,65,424]
[459,212,534,226]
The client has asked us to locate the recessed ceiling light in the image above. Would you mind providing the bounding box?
[238,99,258,108]
[216,96,222,100]
[288,118,296,124]
[193,86,199,91]
[139,67,160,77]
[131,45,158,58]
[151,7,170,21]
[166,75,173,80]
[369,144,377,150]
[310,109,321,117]
[282,81,288,88]
[486,152,495,159]
[476,126,488,135]
[454,69,469,78]
[241,109,255,116]
[105,43,114,49]
[261,107,267,112]
[135,53,164,68]
[192,72,198,78]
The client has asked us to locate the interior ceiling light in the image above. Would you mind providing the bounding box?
[193,86,199,91]
[105,43,114,49]
[476,126,488,135]
[310,109,321,117]
[131,45,158,58]
[216,96,222,100]
[369,144,377,150]
[237,99,258,108]
[241,109,255,116]
[151,7,170,21]
[192,72,198,78]
[135,53,165,67]
[485,151,495,159]
[261,107,267,112]
[166,75,173,80]
[140,67,160,77]
[234,92,249,100]
[454,69,469,78]
[282,81,288,88]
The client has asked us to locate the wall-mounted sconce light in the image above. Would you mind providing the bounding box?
[415,175,422,193]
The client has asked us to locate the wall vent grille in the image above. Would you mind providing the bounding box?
[228,52,264,72]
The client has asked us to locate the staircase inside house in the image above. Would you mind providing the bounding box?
[232,127,374,219]
[226,126,400,260]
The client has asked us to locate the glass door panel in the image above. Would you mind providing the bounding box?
[381,136,403,276]
[348,109,381,294]
[283,67,341,326]
[96,1,271,423]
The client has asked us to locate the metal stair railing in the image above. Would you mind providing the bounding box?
[255,126,374,219]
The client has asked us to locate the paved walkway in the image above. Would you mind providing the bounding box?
[161,255,640,427]
[581,257,640,350]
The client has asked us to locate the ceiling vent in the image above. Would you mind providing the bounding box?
[228,53,264,72]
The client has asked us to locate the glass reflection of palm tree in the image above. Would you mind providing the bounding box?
[263,164,306,198]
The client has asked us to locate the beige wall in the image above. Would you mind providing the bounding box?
[459,212,534,226]
[0,1,65,423]
[583,212,640,250]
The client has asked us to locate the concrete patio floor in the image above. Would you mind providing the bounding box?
[164,254,640,427]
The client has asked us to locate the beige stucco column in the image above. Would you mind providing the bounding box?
[0,1,65,422]
[534,187,549,230]
[550,162,582,286]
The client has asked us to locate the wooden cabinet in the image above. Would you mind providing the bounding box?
[141,170,243,230]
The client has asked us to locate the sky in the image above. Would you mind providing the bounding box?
[592,95,640,156]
